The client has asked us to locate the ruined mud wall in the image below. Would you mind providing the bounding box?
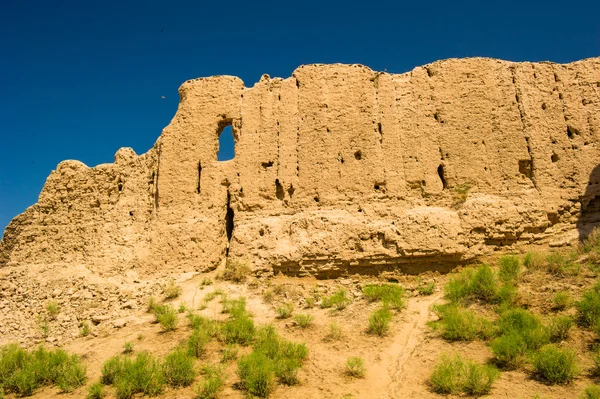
[2,57,600,276]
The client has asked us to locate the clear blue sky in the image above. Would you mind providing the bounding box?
[1,0,598,235]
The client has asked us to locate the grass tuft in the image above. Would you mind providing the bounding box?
[153,304,178,332]
[294,313,314,328]
[164,279,182,300]
[163,348,196,387]
[433,304,494,341]
[321,288,351,310]
[498,255,521,283]
[429,354,499,395]
[324,322,343,342]
[344,357,365,378]
[367,307,393,336]
[101,352,164,398]
[276,303,294,319]
[87,381,105,399]
[532,344,578,384]
[362,283,405,310]
[221,260,251,283]
[196,365,225,399]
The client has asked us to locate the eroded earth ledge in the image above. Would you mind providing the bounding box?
[1,57,600,277]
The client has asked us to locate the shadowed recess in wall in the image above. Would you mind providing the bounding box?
[218,125,235,161]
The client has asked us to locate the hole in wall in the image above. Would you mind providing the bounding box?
[225,192,234,255]
[261,161,274,169]
[437,164,447,189]
[518,160,532,177]
[275,179,285,200]
[259,228,265,236]
[354,150,362,160]
[567,125,578,139]
[287,185,295,199]
[196,162,202,194]
[551,153,559,163]
[218,124,235,161]
[541,103,547,110]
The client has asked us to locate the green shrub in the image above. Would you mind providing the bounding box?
[163,348,196,387]
[463,362,500,396]
[46,300,60,319]
[321,288,351,310]
[498,255,521,283]
[362,283,405,309]
[294,313,314,328]
[445,268,475,303]
[367,307,393,336]
[146,296,157,313]
[344,357,365,378]
[324,322,343,342]
[196,365,225,399]
[578,283,600,332]
[102,352,164,398]
[221,260,251,283]
[548,316,573,342]
[122,342,134,354]
[203,289,224,302]
[222,314,255,346]
[154,305,178,332]
[444,265,498,303]
[417,282,435,296]
[433,304,494,341]
[87,381,105,399]
[430,354,499,395]
[498,308,550,350]
[0,345,86,396]
[496,283,519,308]
[491,332,528,370]
[276,303,294,319]
[533,344,578,384]
[237,352,275,397]
[188,329,211,358]
[80,321,91,337]
[546,253,579,276]
[220,344,238,363]
[552,291,572,310]
[582,385,600,399]
[222,296,248,317]
[164,279,182,299]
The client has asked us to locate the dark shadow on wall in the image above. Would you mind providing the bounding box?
[577,164,600,242]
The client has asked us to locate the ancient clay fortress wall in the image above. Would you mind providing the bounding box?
[1,58,600,277]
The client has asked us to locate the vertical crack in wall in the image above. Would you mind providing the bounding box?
[154,142,161,214]
[196,162,202,194]
[225,190,234,257]
[511,66,539,192]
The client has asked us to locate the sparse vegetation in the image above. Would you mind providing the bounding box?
[498,255,521,283]
[163,348,196,387]
[188,329,211,358]
[417,282,435,296]
[294,313,314,328]
[101,352,165,398]
[87,381,105,399]
[577,282,600,334]
[122,341,134,354]
[324,322,343,342]
[80,321,91,337]
[532,344,578,384]
[553,291,572,310]
[146,296,157,313]
[344,357,365,378]
[0,344,86,396]
[367,307,393,336]
[444,265,497,303]
[46,300,60,319]
[582,385,600,399]
[221,260,251,283]
[276,302,294,319]
[153,304,178,331]
[321,288,351,310]
[523,251,546,271]
[429,354,499,395]
[222,311,255,346]
[196,365,225,399]
[164,279,182,299]
[548,315,573,342]
[432,304,494,341]
[237,325,308,397]
[220,344,238,363]
[362,283,405,309]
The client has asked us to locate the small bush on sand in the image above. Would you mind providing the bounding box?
[321,288,351,310]
[153,305,178,332]
[222,313,255,346]
[87,381,105,399]
[46,300,60,319]
[276,303,294,319]
[294,313,314,328]
[122,342,134,354]
[490,332,528,370]
[523,251,546,271]
[80,321,91,337]
[553,291,572,310]
[497,308,550,350]
[164,279,182,299]
[433,304,494,341]
[344,357,365,378]
[163,348,196,387]
[444,264,497,303]
[498,255,521,283]
[546,253,579,276]
[222,297,248,318]
[101,352,164,398]
[220,344,238,363]
[429,354,499,395]
[367,307,393,336]
[221,260,251,283]
[324,322,343,342]
[146,296,157,313]
[417,282,435,296]
[578,283,600,333]
[548,315,573,342]
[532,344,578,384]
[362,283,405,310]
[196,365,225,399]
[582,385,600,399]
[188,329,211,358]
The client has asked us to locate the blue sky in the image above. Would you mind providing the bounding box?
[1,0,599,235]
